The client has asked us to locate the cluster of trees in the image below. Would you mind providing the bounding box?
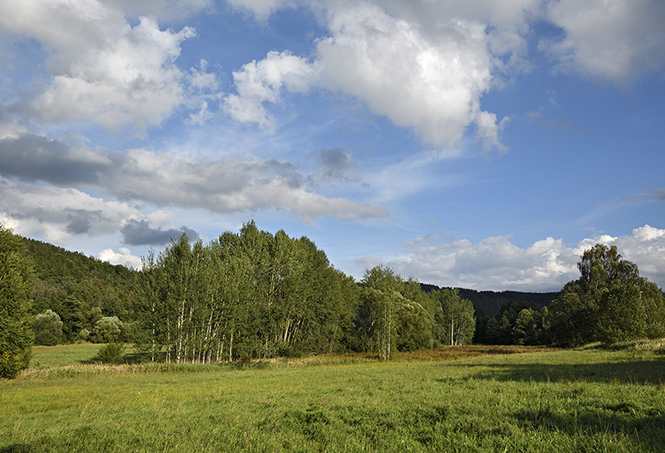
[549,244,665,346]
[2,220,664,378]
[135,221,476,363]
[353,266,475,360]
[473,244,665,347]
[136,222,359,362]
[474,300,550,346]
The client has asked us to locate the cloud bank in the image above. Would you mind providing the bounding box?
[375,225,665,292]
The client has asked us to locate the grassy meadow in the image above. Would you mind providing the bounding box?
[1,343,664,452]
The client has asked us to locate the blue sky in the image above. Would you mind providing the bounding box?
[1,0,664,291]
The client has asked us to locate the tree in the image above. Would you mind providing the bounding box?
[512,308,541,345]
[0,225,34,378]
[136,222,363,363]
[432,289,475,346]
[91,316,124,343]
[34,309,63,345]
[550,244,665,346]
[362,288,396,361]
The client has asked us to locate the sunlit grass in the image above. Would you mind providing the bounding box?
[3,342,664,451]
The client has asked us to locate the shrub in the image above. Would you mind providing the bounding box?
[91,317,123,343]
[0,350,32,379]
[34,331,59,346]
[77,328,90,342]
[98,343,125,364]
[34,309,63,345]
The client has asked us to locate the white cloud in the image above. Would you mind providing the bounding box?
[223,1,516,151]
[224,51,316,128]
[0,1,205,134]
[97,247,143,269]
[377,225,665,292]
[0,178,143,244]
[544,0,665,85]
[102,0,212,22]
[316,3,505,149]
[227,0,294,21]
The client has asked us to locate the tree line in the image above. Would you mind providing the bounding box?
[2,221,665,378]
[134,221,475,363]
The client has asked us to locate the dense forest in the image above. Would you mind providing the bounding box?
[2,220,665,376]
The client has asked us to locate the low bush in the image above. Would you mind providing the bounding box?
[97,343,125,364]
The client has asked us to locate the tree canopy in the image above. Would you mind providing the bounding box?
[0,225,34,378]
[549,244,665,346]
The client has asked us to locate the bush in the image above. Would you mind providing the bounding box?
[0,349,32,379]
[91,317,123,343]
[97,343,125,364]
[34,309,63,345]
[77,328,90,342]
[34,331,59,346]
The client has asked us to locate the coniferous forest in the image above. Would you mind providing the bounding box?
[2,220,665,377]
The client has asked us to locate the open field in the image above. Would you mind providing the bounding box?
[2,344,664,452]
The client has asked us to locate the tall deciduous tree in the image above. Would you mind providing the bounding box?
[550,244,665,346]
[431,289,475,346]
[0,225,34,378]
[136,221,361,363]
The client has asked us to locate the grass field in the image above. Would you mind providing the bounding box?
[2,343,664,452]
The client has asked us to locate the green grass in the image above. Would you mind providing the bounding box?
[2,344,664,452]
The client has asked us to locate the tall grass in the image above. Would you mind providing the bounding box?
[2,343,664,451]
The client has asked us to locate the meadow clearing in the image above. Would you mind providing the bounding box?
[1,343,664,452]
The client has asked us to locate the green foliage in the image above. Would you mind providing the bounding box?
[21,236,138,342]
[91,316,124,343]
[395,296,432,351]
[550,244,665,346]
[0,224,34,378]
[34,309,63,345]
[97,342,125,364]
[431,289,475,345]
[137,222,364,363]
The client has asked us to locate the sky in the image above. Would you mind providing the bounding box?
[0,0,664,292]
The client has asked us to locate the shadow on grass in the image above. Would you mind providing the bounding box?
[457,358,665,385]
[514,404,665,450]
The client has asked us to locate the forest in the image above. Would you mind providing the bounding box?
[2,220,665,377]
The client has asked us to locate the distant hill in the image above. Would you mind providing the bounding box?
[420,283,557,318]
[20,237,139,340]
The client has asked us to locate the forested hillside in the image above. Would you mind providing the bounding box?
[21,237,139,342]
[420,283,556,318]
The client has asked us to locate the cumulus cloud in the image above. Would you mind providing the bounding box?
[0,134,111,185]
[0,0,217,134]
[317,3,506,149]
[97,247,143,269]
[223,1,520,151]
[0,178,144,244]
[373,225,665,292]
[544,0,665,85]
[103,0,213,22]
[224,51,316,128]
